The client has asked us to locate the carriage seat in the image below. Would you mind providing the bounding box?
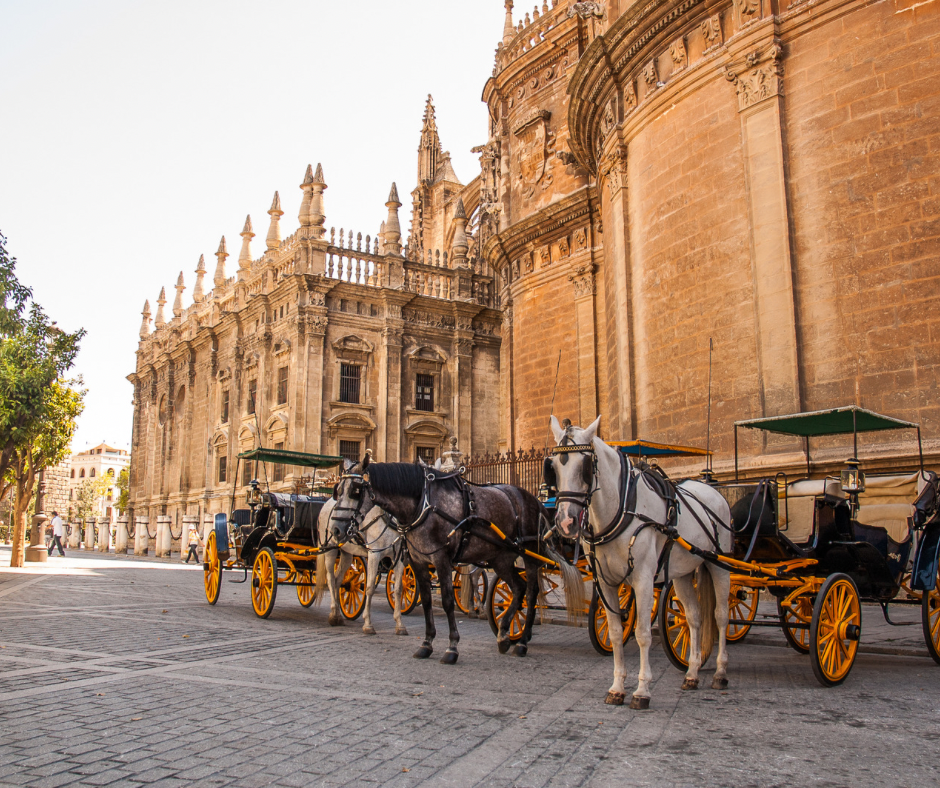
[854,472,922,543]
[777,480,845,544]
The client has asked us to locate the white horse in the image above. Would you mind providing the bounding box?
[546,416,732,708]
[315,497,410,636]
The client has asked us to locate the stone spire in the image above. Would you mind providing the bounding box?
[193,255,206,303]
[299,164,327,239]
[266,191,283,251]
[384,183,402,257]
[173,272,185,318]
[299,165,314,227]
[503,1,515,46]
[238,215,254,278]
[214,236,228,288]
[154,288,167,329]
[418,95,443,185]
[452,197,469,265]
[378,220,387,255]
[139,300,151,339]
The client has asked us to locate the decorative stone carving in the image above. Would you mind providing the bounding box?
[643,60,659,87]
[567,1,605,18]
[557,150,578,165]
[539,246,551,268]
[702,15,723,52]
[524,253,534,274]
[624,80,638,113]
[600,146,628,198]
[568,264,596,299]
[558,237,570,257]
[670,38,687,71]
[725,43,784,112]
[574,228,588,251]
[513,109,554,198]
[601,96,618,138]
[733,0,762,27]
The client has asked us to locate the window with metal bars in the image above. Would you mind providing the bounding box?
[339,440,361,464]
[242,460,253,487]
[273,442,285,482]
[218,455,227,484]
[247,379,257,414]
[277,367,289,405]
[221,389,230,423]
[416,446,437,465]
[339,364,361,404]
[416,373,434,412]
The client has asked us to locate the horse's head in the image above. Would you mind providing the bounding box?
[328,452,373,542]
[545,415,601,540]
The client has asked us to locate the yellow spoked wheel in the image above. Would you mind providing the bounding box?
[453,566,489,616]
[659,582,712,671]
[203,530,221,605]
[726,584,759,643]
[251,547,278,619]
[385,563,418,614]
[923,567,940,666]
[779,592,814,654]
[810,573,861,687]
[589,584,636,656]
[485,575,526,643]
[338,556,367,621]
[296,569,316,608]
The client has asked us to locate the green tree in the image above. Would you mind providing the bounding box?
[73,474,110,525]
[115,467,129,514]
[0,232,85,566]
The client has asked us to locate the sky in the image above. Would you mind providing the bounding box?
[0,0,505,454]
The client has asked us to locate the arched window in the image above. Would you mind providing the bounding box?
[90,468,96,478]
[79,468,85,478]
[107,468,115,477]
[70,469,75,478]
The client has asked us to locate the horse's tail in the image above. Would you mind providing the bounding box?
[545,543,585,625]
[458,567,473,613]
[314,550,329,604]
[696,565,717,663]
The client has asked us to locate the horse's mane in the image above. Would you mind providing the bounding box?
[367,462,428,500]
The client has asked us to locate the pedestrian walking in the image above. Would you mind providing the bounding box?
[183,522,201,564]
[47,511,66,557]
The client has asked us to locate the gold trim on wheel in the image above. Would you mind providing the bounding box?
[296,569,316,608]
[487,576,526,642]
[726,584,759,642]
[779,592,814,654]
[591,584,636,655]
[204,530,221,605]
[338,556,367,620]
[386,564,418,614]
[659,583,710,671]
[251,548,278,619]
[922,568,940,665]
[810,574,861,687]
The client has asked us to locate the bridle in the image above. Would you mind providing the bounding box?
[546,443,598,537]
[331,472,373,540]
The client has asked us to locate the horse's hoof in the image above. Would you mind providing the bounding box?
[605,691,625,706]
[362,626,376,636]
[712,677,729,690]
[413,646,433,659]
[497,639,511,655]
[395,627,409,636]
[328,615,344,627]
[439,650,459,665]
[682,678,699,691]
[513,644,528,657]
[629,695,651,710]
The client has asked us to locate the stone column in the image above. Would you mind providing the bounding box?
[726,42,801,417]
[135,516,150,556]
[115,516,129,554]
[97,516,111,553]
[83,519,96,551]
[452,336,475,455]
[568,263,599,427]
[156,515,172,558]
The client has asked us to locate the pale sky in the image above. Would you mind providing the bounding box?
[0,0,505,454]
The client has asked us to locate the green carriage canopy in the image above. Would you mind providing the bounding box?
[237,448,343,469]
[734,406,918,437]
[609,439,711,458]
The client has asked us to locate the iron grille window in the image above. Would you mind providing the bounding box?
[339,364,361,404]
[416,446,437,465]
[273,442,285,483]
[221,389,230,423]
[416,374,434,412]
[339,440,361,464]
[247,379,257,414]
[277,367,289,405]
[218,455,227,484]
[243,460,253,487]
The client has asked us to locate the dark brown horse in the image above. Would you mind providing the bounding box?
[329,455,582,664]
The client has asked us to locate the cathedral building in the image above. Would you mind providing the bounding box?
[129,0,940,530]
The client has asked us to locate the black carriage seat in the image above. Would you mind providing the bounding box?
[913,471,940,529]
[292,496,326,546]
[232,508,253,539]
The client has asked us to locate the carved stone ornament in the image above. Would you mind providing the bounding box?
[624,80,638,112]
[670,38,687,71]
[557,150,578,165]
[600,147,628,197]
[539,246,551,268]
[567,1,605,18]
[574,228,588,250]
[558,237,570,257]
[524,253,534,274]
[725,43,784,112]
[733,0,761,27]
[568,264,596,299]
[643,60,659,87]
[601,96,618,138]
[702,15,723,52]
[512,109,554,198]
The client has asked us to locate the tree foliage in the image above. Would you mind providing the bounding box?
[73,474,111,524]
[0,231,85,565]
[115,467,130,514]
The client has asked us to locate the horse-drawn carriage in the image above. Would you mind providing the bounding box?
[202,448,371,619]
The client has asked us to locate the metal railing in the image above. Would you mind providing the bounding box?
[464,446,550,497]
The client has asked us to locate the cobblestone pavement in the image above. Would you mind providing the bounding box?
[1,548,939,788]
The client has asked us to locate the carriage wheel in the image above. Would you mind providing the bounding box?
[726,584,759,643]
[485,575,526,643]
[453,567,490,616]
[779,592,813,654]
[203,530,221,605]
[385,563,418,615]
[251,547,278,619]
[658,582,712,671]
[921,567,940,666]
[589,584,637,656]
[810,573,861,687]
[338,556,367,621]
[296,569,316,608]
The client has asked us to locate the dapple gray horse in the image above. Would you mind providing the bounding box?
[546,416,732,708]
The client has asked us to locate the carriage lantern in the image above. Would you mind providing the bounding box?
[840,459,866,494]
[246,479,262,507]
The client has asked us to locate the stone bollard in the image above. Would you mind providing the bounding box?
[115,516,129,554]
[97,516,111,553]
[134,516,150,556]
[156,515,172,558]
[68,521,81,549]
[83,520,96,551]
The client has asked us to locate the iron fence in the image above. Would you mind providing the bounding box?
[464,446,550,497]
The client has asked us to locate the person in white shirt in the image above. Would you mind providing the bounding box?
[47,511,66,556]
